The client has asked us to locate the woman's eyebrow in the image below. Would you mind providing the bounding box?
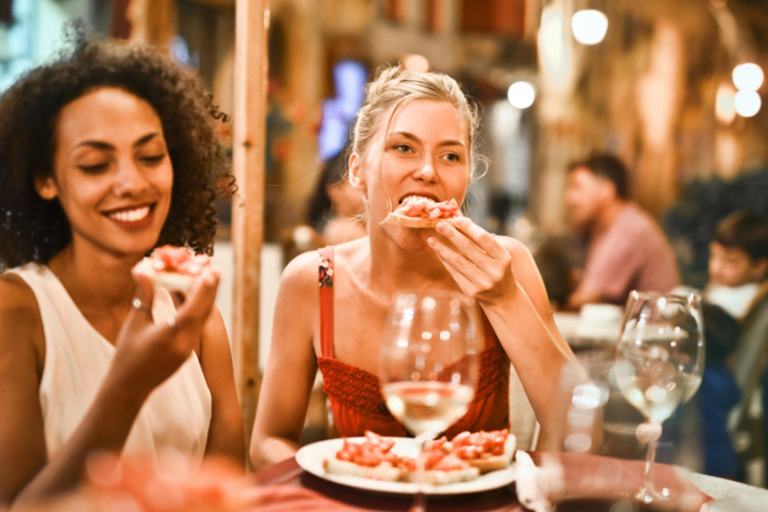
[134,132,161,147]
[388,131,465,147]
[70,133,161,153]
[73,140,115,151]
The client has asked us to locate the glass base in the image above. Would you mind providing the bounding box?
[636,485,673,506]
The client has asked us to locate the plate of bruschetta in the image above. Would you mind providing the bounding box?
[296,430,517,495]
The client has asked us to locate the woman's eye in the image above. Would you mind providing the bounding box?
[77,163,109,174]
[445,153,460,162]
[140,154,167,165]
[394,144,412,153]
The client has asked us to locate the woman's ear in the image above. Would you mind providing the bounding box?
[34,175,58,200]
[348,152,367,194]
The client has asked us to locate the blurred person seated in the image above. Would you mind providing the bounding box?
[306,149,367,246]
[533,237,575,311]
[565,153,680,309]
[696,303,743,481]
[705,211,768,320]
[703,212,768,485]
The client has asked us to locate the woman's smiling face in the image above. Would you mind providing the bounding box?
[351,99,470,239]
[36,87,173,258]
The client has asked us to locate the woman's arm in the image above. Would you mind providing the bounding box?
[7,269,221,506]
[250,252,319,469]
[427,219,576,444]
[199,307,245,468]
[0,277,50,504]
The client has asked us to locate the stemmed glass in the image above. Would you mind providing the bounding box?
[380,290,481,511]
[614,291,705,504]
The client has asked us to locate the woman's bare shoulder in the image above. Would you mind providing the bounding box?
[495,235,535,263]
[279,239,368,291]
[279,250,322,292]
[0,273,44,355]
[0,273,39,319]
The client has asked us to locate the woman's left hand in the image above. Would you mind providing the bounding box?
[426,217,518,302]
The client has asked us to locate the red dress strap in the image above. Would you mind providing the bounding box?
[318,246,335,359]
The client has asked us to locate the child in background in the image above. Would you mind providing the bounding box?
[706,211,768,320]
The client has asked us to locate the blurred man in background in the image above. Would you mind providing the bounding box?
[565,153,679,309]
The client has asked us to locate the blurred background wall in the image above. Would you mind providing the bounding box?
[3,0,767,280]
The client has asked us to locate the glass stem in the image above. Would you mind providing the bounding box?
[639,422,661,503]
[409,437,429,512]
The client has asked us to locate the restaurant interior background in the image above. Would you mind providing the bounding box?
[2,0,768,486]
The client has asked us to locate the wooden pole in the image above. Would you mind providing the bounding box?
[232,0,268,455]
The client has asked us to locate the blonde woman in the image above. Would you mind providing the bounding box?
[251,66,575,468]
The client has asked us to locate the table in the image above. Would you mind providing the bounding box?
[247,451,755,512]
[252,457,523,511]
[552,312,620,351]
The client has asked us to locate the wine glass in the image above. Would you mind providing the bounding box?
[380,290,481,510]
[613,291,705,504]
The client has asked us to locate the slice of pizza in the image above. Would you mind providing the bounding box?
[384,196,463,228]
[401,437,480,485]
[323,431,404,482]
[449,429,517,473]
[134,245,212,293]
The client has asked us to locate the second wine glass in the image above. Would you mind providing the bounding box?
[614,291,705,504]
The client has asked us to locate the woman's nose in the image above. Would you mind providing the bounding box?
[113,160,149,198]
[412,156,438,183]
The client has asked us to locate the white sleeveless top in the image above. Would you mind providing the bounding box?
[9,263,212,467]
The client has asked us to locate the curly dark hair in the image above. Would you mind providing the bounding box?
[0,26,234,268]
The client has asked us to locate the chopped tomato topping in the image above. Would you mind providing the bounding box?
[393,198,461,220]
[335,431,405,467]
[150,245,211,276]
[450,429,509,460]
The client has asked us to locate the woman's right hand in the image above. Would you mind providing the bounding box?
[106,266,221,401]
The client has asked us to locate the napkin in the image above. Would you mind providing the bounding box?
[703,494,768,512]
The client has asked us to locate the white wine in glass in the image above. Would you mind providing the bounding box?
[383,381,475,438]
[614,291,705,505]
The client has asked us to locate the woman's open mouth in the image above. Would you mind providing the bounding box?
[104,203,156,227]
[398,194,440,205]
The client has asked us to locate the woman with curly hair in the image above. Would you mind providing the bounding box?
[0,32,244,505]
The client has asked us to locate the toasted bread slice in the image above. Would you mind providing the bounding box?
[150,272,195,293]
[323,457,402,482]
[463,435,516,473]
[403,466,480,485]
[384,212,461,228]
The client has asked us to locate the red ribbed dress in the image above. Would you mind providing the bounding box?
[316,246,510,438]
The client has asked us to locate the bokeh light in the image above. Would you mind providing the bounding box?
[732,63,764,92]
[734,90,762,117]
[571,10,609,45]
[507,81,536,109]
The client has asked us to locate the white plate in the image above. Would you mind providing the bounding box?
[295,437,516,496]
